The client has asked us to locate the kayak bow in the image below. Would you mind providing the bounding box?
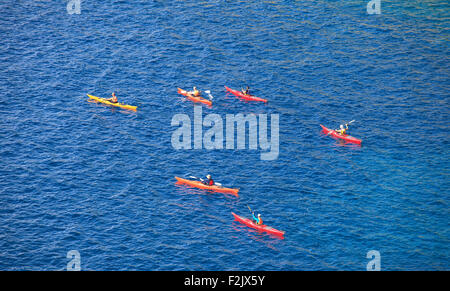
[177,88,212,106]
[87,94,137,111]
[224,86,268,103]
[320,124,362,145]
[175,177,239,196]
[232,212,285,238]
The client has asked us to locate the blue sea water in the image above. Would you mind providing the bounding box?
[0,0,449,270]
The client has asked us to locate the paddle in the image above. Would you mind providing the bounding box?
[338,120,355,132]
[204,90,213,100]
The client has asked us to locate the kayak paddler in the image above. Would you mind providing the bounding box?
[335,123,349,135]
[252,212,263,225]
[202,174,214,186]
[241,86,250,95]
[106,92,118,103]
[190,87,201,97]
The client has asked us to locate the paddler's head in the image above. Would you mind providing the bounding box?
[340,124,344,130]
[206,174,211,179]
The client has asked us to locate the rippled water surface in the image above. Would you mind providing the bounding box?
[0,1,449,270]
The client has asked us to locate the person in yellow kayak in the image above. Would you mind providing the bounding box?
[202,174,214,186]
[106,92,118,103]
[241,86,250,95]
[252,212,263,225]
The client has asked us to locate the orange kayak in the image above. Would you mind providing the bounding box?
[177,88,212,106]
[175,177,239,196]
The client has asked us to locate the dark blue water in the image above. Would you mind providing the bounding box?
[0,1,448,270]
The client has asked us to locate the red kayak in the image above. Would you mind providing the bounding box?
[177,88,212,106]
[225,86,268,103]
[175,177,239,197]
[320,124,362,145]
[231,212,285,238]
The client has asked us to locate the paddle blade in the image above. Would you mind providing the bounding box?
[205,90,213,100]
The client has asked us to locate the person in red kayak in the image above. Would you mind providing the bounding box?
[252,212,263,225]
[335,123,349,135]
[241,86,250,95]
[202,174,214,186]
[106,92,118,103]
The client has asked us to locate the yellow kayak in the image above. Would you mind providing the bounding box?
[87,94,137,111]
